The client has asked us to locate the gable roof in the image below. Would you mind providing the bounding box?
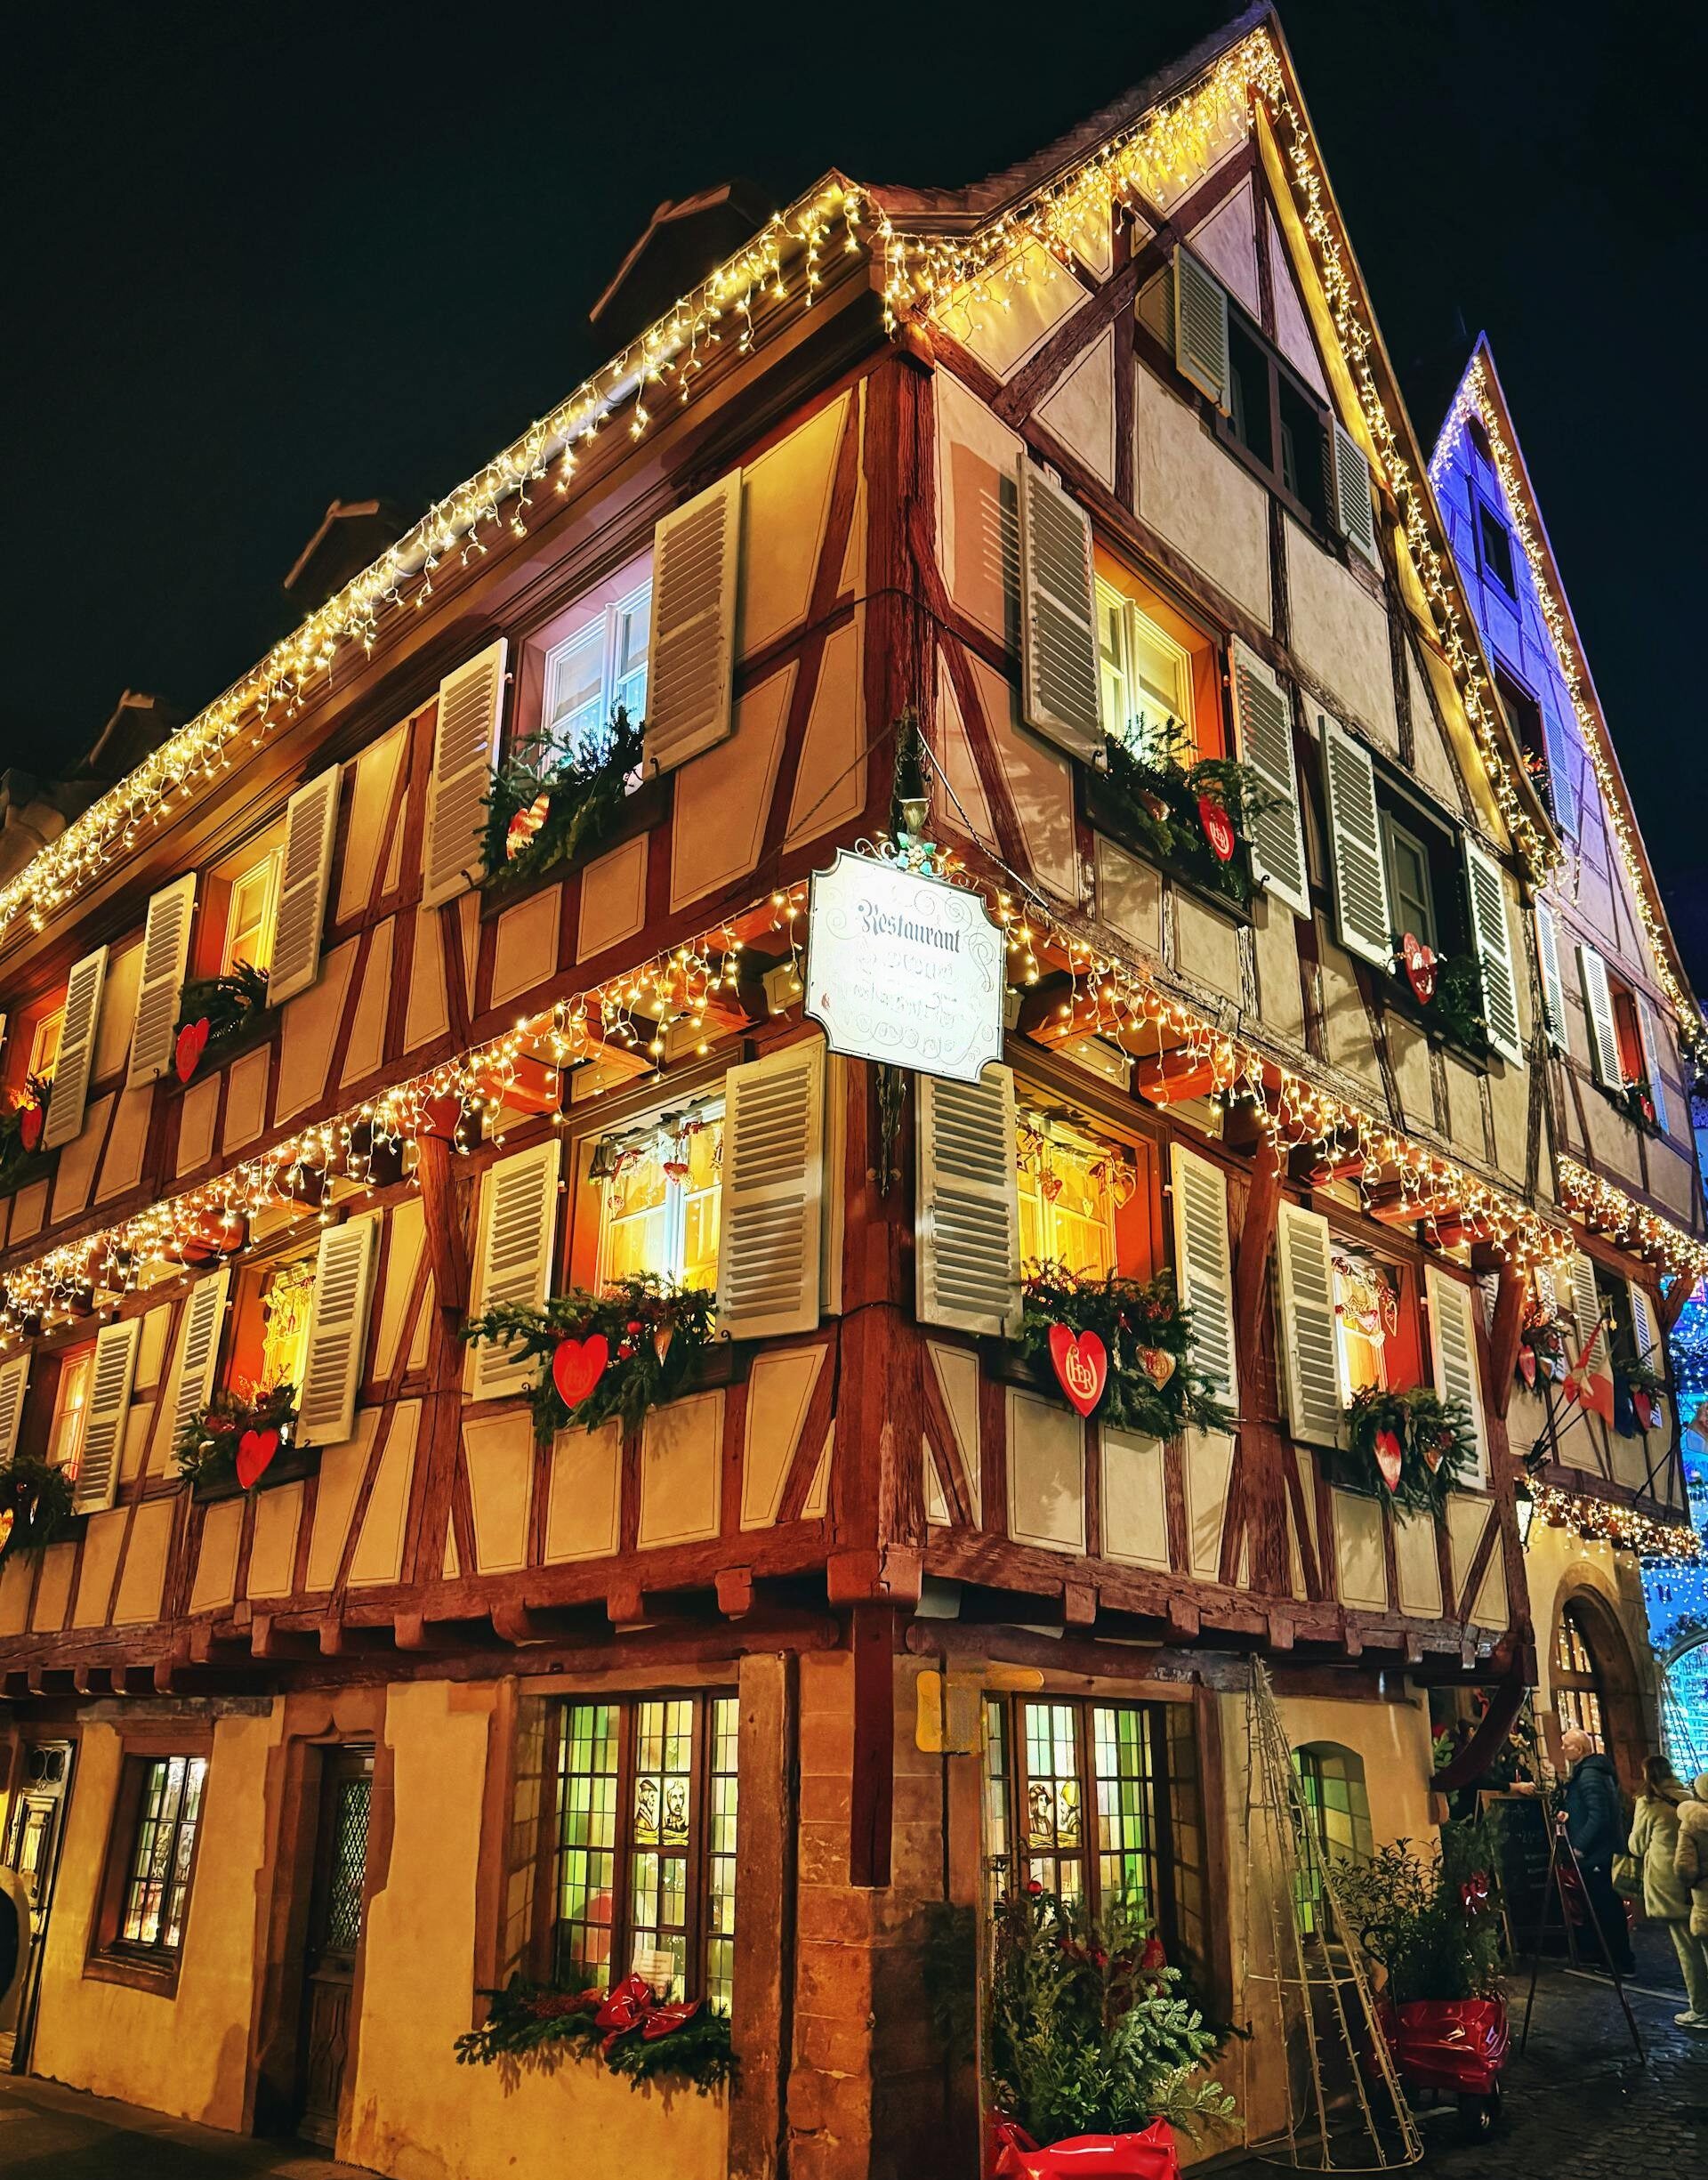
[1430,336,1704,1046]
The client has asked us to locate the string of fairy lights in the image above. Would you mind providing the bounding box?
[1527,1480,1704,1567]
[1558,1155,1708,1288]
[1431,352,1706,1059]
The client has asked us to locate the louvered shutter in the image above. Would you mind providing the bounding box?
[1171,1143,1237,1411]
[1016,458,1101,761]
[1636,997,1675,1135]
[916,1065,1021,1338]
[1321,715,1392,968]
[268,767,341,1004]
[715,1041,825,1340]
[1568,1249,1607,1377]
[1424,1264,1487,1487]
[127,876,197,1087]
[470,1139,561,1400]
[1172,246,1229,407]
[1230,643,1309,919]
[72,1318,141,1514]
[297,1215,380,1448]
[422,640,509,909]
[1275,1201,1343,1448]
[166,1268,230,1445]
[1578,943,1621,1086]
[0,1352,30,1463]
[42,947,109,1151]
[1540,687,1578,836]
[1462,837,1523,1065]
[1628,1278,1661,1375]
[1535,901,1567,1046]
[1330,420,1378,565]
[643,472,742,779]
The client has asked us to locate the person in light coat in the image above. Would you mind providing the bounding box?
[1674,1771,1708,2030]
[1631,1756,1707,2029]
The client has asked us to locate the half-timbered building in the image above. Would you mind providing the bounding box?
[0,9,1680,2174]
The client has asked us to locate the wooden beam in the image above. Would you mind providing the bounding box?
[1487,1258,1528,1422]
[415,1131,471,1317]
[850,1602,896,1889]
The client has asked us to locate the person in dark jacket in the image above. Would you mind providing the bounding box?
[1560,1729,1637,1976]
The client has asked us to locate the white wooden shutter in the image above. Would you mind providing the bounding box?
[1016,457,1101,761]
[1321,715,1392,968]
[470,1139,561,1401]
[1275,1201,1343,1448]
[1462,836,1523,1065]
[1171,1143,1237,1412]
[72,1317,141,1514]
[1535,901,1567,1046]
[715,1041,825,1340]
[1628,1278,1661,1374]
[1230,643,1309,919]
[1568,1248,1607,1377]
[1578,943,1621,1086]
[268,767,341,1005]
[297,1215,381,1448]
[0,1352,30,1463]
[1424,1264,1487,1487]
[166,1268,230,1445]
[643,472,742,778]
[916,1065,1021,1338]
[127,876,197,1087]
[1636,997,1675,1135]
[1172,246,1229,406]
[1330,419,1378,565]
[42,947,109,1151]
[422,639,508,909]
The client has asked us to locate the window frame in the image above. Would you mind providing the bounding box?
[45,1341,97,1480]
[572,1091,728,1298]
[222,1236,319,1401]
[221,846,282,978]
[1552,1603,1607,1747]
[1380,808,1438,955]
[1474,494,1518,598]
[533,1687,738,2013]
[87,1733,212,1994]
[1209,298,1335,543]
[1011,1071,1161,1287]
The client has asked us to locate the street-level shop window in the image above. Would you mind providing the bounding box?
[46,1344,96,1479]
[1015,1097,1154,1284]
[982,1694,1204,1978]
[550,1692,738,2012]
[581,1099,725,1293]
[114,1755,209,1956]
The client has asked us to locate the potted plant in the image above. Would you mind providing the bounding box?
[985,1885,1235,2174]
[0,1455,77,1559]
[1013,1265,1233,1439]
[480,707,647,892]
[463,1274,721,1439]
[1337,1385,1478,1519]
[173,1382,302,1498]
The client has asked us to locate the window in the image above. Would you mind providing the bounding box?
[27,1006,64,1086]
[983,1694,1204,1974]
[1291,1742,1373,1937]
[586,1099,724,1292]
[1476,498,1517,596]
[1381,811,1437,953]
[1015,1095,1152,1283]
[531,558,653,763]
[225,1247,318,1399]
[222,850,280,976]
[1553,1604,1606,1746]
[114,1755,208,1955]
[1331,1247,1406,1399]
[548,1692,737,2011]
[47,1346,95,1477]
[1214,302,1331,534]
[1092,554,1220,761]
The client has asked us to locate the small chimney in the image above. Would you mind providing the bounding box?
[590,182,774,354]
[284,497,409,612]
[82,690,185,782]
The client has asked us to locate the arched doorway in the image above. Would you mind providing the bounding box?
[1551,1588,1646,1798]
[1663,1635,1708,1777]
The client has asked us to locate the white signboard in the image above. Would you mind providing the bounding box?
[804,850,1004,1084]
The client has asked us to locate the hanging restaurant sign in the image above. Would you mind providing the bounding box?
[804,850,1004,1084]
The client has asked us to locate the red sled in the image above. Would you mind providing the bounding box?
[989,2115,1179,2178]
[1374,1994,1509,2142]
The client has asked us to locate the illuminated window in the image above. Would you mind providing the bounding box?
[226,1247,317,1400]
[1016,1103,1145,1282]
[27,1007,65,1086]
[116,1755,208,1954]
[222,850,280,976]
[1096,580,1196,756]
[550,1692,738,2011]
[1332,1248,1402,1400]
[1553,1603,1606,1746]
[541,571,651,760]
[592,1101,723,1292]
[982,1694,1204,1974]
[47,1347,95,1478]
[1291,1742,1373,1937]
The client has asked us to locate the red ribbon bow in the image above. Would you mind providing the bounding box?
[1460,1871,1491,1917]
[592,1973,703,2056]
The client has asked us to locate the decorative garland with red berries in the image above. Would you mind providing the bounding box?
[463,1276,719,1439]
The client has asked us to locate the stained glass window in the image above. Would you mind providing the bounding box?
[118,1755,207,1953]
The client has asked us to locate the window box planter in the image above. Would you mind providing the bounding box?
[189,1439,319,1504]
[479,772,670,918]
[982,1270,1233,1440]
[1082,770,1255,926]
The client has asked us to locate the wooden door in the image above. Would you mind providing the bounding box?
[296,1743,374,2146]
[1,1739,75,2071]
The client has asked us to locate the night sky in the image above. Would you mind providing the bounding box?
[11,2,1705,974]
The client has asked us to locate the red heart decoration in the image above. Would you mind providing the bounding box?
[17,1103,42,1153]
[236,1426,280,1490]
[552,1333,609,1411]
[1374,1427,1404,1493]
[1518,1347,1538,1388]
[1197,795,1237,862]
[1047,1324,1108,1417]
[1401,933,1437,1005]
[175,1017,211,1084]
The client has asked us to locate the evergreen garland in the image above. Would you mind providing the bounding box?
[463,1276,719,1441]
[454,1975,736,2094]
[1091,715,1278,910]
[176,960,270,1056]
[1019,1265,1234,1438]
[480,709,645,892]
[173,1383,299,1487]
[1338,1385,1478,1519]
[0,1077,53,1197]
[0,1457,77,1560]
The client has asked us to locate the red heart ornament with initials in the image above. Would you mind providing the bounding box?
[1197,795,1237,863]
[1374,1427,1404,1493]
[552,1333,610,1411]
[1137,1345,1176,1389]
[1047,1324,1108,1417]
[236,1426,280,1490]
[175,1017,211,1084]
[1401,933,1437,1005]
[18,1103,43,1153]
